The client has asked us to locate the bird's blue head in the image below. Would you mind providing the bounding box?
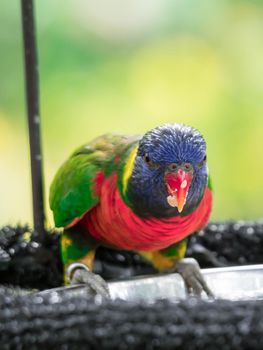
[127,123,208,218]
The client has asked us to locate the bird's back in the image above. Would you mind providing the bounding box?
[49,133,140,228]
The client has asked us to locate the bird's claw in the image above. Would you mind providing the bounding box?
[174,258,214,298]
[68,263,110,299]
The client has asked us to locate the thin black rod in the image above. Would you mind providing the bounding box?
[21,0,45,241]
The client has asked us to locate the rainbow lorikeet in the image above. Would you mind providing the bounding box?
[50,124,213,298]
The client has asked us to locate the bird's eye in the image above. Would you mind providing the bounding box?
[184,163,192,172]
[144,154,160,170]
[198,155,207,168]
[168,163,178,171]
[144,154,151,163]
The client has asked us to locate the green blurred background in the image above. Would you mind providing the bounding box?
[0,0,263,227]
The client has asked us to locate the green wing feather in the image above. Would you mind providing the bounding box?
[208,173,213,190]
[49,134,140,228]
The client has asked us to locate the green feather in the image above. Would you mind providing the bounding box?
[50,154,99,227]
[208,173,213,190]
[49,134,139,227]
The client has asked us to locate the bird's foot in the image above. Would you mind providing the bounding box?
[67,263,110,299]
[174,258,214,298]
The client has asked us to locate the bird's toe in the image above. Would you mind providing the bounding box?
[174,258,214,298]
[68,263,110,299]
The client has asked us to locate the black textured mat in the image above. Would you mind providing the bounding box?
[0,287,263,349]
[0,225,63,289]
[1,221,263,349]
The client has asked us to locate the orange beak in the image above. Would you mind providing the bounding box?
[165,169,193,213]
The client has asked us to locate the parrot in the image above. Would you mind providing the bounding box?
[50,123,213,298]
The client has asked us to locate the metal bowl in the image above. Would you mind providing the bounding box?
[38,264,263,302]
[109,264,263,302]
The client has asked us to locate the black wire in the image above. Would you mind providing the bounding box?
[21,0,45,242]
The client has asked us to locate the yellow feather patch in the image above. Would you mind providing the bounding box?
[139,241,187,271]
[122,145,138,193]
[139,251,180,271]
